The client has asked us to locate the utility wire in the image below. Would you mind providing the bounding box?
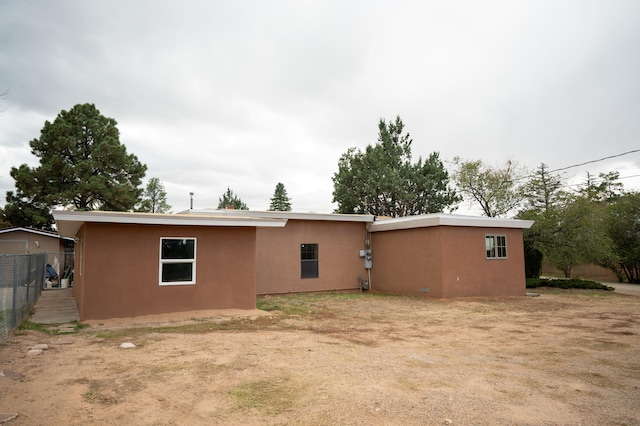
[547,149,640,174]
[511,148,640,183]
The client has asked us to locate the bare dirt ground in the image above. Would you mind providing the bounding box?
[1,289,639,425]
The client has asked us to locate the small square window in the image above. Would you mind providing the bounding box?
[301,243,318,279]
[160,238,196,285]
[486,235,507,259]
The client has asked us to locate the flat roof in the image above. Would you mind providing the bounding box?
[183,209,376,223]
[369,213,534,232]
[52,210,288,237]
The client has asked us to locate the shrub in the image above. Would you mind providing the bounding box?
[526,278,614,291]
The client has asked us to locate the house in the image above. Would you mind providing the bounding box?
[367,214,532,298]
[52,210,286,320]
[0,226,73,255]
[0,227,75,285]
[52,209,533,321]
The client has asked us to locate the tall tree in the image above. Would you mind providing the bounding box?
[607,192,640,283]
[137,177,172,213]
[268,182,292,211]
[544,196,613,277]
[332,116,460,217]
[218,187,248,210]
[579,171,624,203]
[521,163,567,215]
[0,206,12,229]
[517,163,567,277]
[452,157,526,217]
[5,103,147,227]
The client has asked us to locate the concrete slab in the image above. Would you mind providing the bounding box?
[30,288,79,324]
[606,282,640,297]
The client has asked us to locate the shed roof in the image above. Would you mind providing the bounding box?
[52,210,288,237]
[368,213,534,232]
[0,226,74,241]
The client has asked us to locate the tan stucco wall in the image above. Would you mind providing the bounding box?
[369,227,444,297]
[256,220,367,294]
[438,227,526,297]
[0,231,64,254]
[75,223,257,320]
[371,226,526,298]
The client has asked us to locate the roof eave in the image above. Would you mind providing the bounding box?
[368,214,534,232]
[52,210,288,238]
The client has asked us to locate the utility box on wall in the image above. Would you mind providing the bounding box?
[359,249,372,269]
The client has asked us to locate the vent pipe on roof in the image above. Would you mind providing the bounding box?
[189,192,194,210]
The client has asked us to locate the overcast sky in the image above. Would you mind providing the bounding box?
[1,1,639,215]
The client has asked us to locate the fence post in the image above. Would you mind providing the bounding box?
[11,256,18,327]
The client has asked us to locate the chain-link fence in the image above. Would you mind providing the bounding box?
[0,253,46,343]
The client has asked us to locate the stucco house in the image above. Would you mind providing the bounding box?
[0,227,75,286]
[0,226,73,255]
[52,209,533,321]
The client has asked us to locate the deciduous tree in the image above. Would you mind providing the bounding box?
[452,157,526,217]
[606,192,640,282]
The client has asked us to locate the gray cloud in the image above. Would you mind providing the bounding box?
[1,0,639,213]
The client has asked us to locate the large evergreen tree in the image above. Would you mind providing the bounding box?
[5,103,147,227]
[268,182,292,211]
[217,187,248,210]
[332,116,460,217]
[137,177,171,213]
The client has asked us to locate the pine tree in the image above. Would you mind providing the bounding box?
[5,103,147,227]
[137,177,172,213]
[268,182,292,211]
[217,187,248,210]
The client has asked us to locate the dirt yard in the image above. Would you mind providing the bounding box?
[1,289,639,425]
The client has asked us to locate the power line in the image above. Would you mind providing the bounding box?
[547,149,640,174]
[512,149,640,183]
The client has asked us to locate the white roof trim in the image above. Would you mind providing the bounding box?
[52,210,288,237]
[0,226,74,241]
[368,213,534,232]
[183,209,376,223]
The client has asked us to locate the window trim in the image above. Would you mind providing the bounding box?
[485,234,507,259]
[300,243,319,279]
[159,237,197,286]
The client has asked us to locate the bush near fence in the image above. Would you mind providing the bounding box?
[0,253,46,343]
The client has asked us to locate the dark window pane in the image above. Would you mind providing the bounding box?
[162,263,193,282]
[300,243,318,260]
[301,260,319,279]
[301,243,318,278]
[162,239,195,260]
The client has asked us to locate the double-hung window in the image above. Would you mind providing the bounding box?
[485,235,507,259]
[159,238,196,285]
[301,243,319,279]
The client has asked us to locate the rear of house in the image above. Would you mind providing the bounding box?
[54,211,285,320]
[53,209,532,321]
[368,215,532,298]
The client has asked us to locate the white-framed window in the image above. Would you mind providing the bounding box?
[485,235,507,259]
[159,237,196,285]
